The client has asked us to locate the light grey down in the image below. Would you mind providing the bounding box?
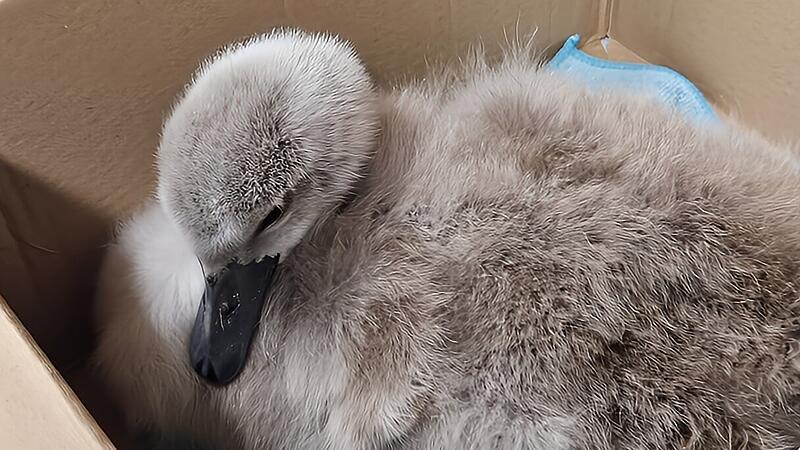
[93,29,800,449]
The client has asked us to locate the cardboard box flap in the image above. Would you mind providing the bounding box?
[0,295,113,449]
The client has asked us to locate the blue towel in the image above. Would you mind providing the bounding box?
[548,34,718,124]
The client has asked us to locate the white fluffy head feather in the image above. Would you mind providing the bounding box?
[156,28,379,272]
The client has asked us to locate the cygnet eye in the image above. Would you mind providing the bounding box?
[255,205,284,235]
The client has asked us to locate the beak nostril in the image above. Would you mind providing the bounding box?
[219,301,240,321]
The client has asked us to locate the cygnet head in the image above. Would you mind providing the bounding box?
[158,28,377,268]
[155,29,378,384]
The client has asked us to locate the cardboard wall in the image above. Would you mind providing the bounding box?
[610,0,800,141]
[0,0,598,369]
[0,296,113,449]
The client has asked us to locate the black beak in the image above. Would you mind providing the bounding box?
[189,254,280,385]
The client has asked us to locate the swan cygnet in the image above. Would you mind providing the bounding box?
[93,29,800,449]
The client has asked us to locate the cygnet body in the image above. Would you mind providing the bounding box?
[94,29,800,449]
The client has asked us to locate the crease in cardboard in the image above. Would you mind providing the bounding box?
[597,0,614,37]
[0,165,45,329]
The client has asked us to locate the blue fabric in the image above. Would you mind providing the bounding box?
[548,34,718,124]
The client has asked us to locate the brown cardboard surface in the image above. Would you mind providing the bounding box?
[0,295,112,449]
[610,0,800,141]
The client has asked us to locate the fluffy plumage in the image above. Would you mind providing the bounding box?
[93,29,800,449]
[156,28,378,269]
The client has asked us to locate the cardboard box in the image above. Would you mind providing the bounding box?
[0,0,797,447]
[0,296,113,449]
